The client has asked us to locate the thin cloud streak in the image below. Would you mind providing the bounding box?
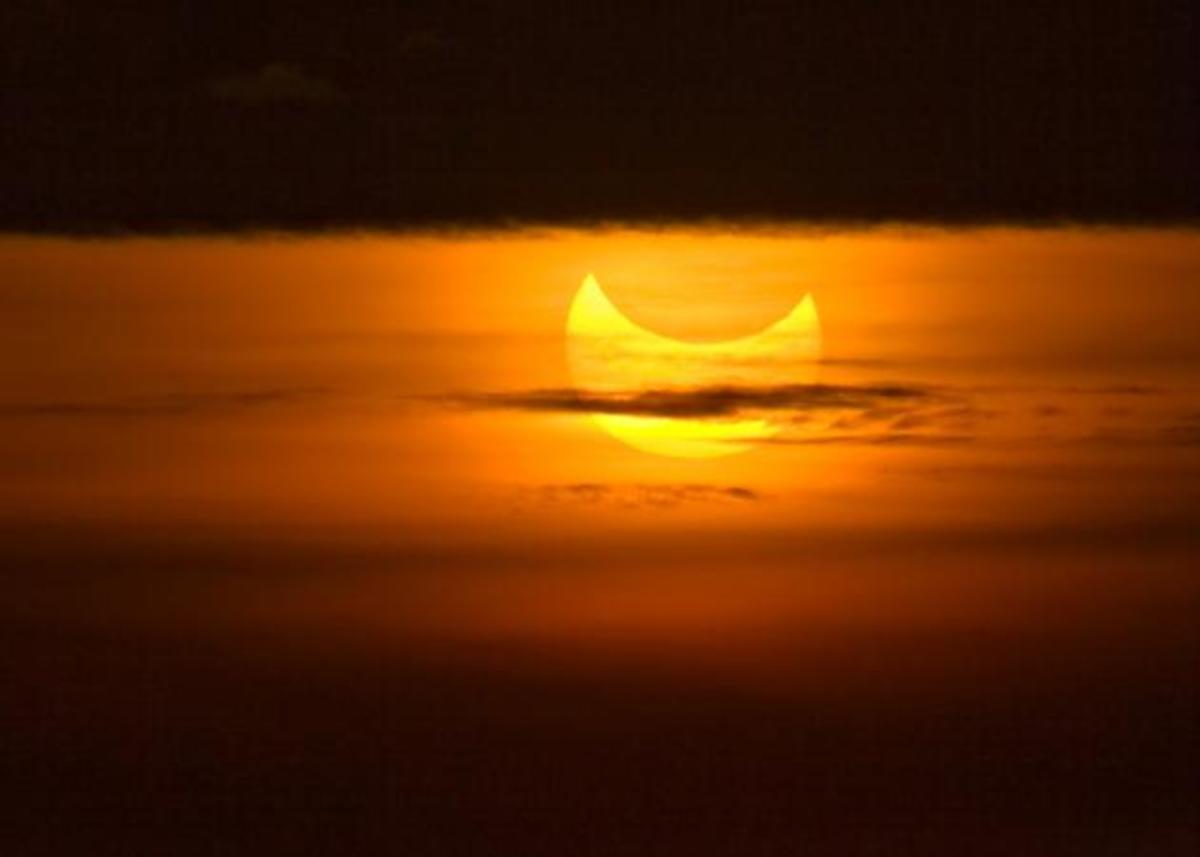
[760,432,977,447]
[525,483,763,510]
[443,381,1200,451]
[447,383,940,420]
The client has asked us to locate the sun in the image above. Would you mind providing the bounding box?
[566,273,821,458]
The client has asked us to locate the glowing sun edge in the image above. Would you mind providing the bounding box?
[566,273,822,459]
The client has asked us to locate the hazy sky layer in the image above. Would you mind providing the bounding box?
[2,227,1199,657]
[2,228,1199,536]
[4,227,1198,854]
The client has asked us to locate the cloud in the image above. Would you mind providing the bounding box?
[1033,404,1066,418]
[1157,415,1200,446]
[441,382,997,447]
[206,64,343,104]
[0,387,328,418]
[525,483,762,510]
[449,383,938,420]
[1058,384,1164,397]
[444,382,1200,451]
[761,432,976,447]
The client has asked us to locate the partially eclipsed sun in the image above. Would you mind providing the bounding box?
[567,274,821,458]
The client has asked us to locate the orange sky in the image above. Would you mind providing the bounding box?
[3,227,1199,538]
[2,226,1199,781]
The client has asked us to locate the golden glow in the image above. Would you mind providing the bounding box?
[566,273,821,458]
[2,228,1199,534]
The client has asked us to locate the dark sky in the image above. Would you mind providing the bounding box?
[4,0,1197,231]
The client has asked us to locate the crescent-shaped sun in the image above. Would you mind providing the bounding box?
[566,274,822,458]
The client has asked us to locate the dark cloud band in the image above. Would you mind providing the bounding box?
[448,383,938,420]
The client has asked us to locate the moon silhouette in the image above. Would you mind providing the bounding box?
[567,274,821,458]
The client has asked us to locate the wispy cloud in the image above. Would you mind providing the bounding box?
[525,483,762,509]
[1161,415,1200,446]
[442,380,1200,451]
[761,432,976,447]
[447,383,939,420]
[443,382,986,446]
[1088,414,1200,448]
[1057,384,1164,397]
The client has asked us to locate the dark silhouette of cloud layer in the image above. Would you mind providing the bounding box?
[1089,415,1200,449]
[446,381,1200,451]
[761,432,977,448]
[6,381,1192,453]
[527,483,762,509]
[446,382,988,447]
[1163,412,1200,446]
[452,383,938,420]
